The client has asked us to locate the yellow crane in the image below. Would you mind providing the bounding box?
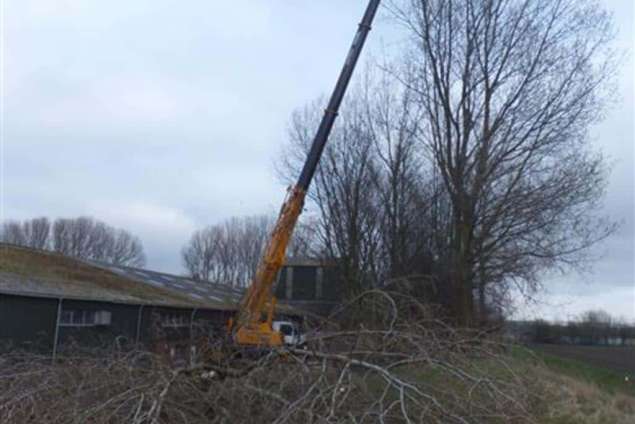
[228,0,380,347]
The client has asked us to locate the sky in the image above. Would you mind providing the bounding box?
[1,0,633,322]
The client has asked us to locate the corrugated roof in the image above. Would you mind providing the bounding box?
[90,261,245,307]
[0,244,238,309]
[0,244,299,315]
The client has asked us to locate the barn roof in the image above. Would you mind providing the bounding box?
[0,243,241,310]
[88,261,245,308]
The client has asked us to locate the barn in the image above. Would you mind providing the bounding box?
[0,243,303,359]
[274,258,341,316]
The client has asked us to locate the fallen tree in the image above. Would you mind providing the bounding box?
[0,292,571,423]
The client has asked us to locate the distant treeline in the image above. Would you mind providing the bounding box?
[0,216,146,267]
[524,310,635,346]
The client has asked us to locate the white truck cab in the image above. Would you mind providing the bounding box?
[272,321,305,346]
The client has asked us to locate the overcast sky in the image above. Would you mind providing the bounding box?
[1,1,633,321]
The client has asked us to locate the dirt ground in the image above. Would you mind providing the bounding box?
[533,343,635,375]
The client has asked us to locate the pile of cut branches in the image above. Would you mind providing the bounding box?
[0,292,541,423]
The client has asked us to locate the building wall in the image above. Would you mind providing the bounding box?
[0,293,58,352]
[58,299,140,348]
[274,264,341,316]
[0,292,235,357]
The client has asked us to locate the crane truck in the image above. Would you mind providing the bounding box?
[227,0,381,348]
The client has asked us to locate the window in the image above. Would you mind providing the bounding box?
[278,324,294,336]
[59,310,110,327]
[160,313,189,328]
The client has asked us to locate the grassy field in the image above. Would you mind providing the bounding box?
[362,344,635,423]
[533,343,635,374]
[509,345,635,423]
[528,344,635,397]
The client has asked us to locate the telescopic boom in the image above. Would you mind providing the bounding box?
[232,0,380,346]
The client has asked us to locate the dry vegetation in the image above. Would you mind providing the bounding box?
[1,291,632,423]
[0,244,199,306]
[537,369,635,424]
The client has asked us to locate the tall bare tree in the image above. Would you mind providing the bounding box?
[0,221,26,246]
[51,216,146,267]
[287,214,322,259]
[276,1,616,323]
[2,216,145,266]
[387,0,617,324]
[364,70,438,278]
[278,71,461,300]
[24,217,52,250]
[182,225,221,283]
[1,217,51,250]
[280,92,384,294]
[182,215,275,287]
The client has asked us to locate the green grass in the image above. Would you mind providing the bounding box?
[512,345,635,397]
[357,346,635,423]
[540,352,635,397]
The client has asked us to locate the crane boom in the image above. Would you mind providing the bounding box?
[232,0,380,346]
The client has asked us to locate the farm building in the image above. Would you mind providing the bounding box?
[0,243,312,358]
[274,258,341,316]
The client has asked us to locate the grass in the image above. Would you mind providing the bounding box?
[512,345,635,397]
[507,345,635,424]
[368,346,635,423]
[540,352,634,396]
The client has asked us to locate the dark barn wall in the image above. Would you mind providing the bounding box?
[57,300,140,348]
[321,267,340,301]
[142,306,192,343]
[292,267,317,300]
[193,309,232,336]
[0,293,238,355]
[275,265,341,302]
[1,291,302,358]
[138,306,234,361]
[0,293,58,352]
[274,265,342,316]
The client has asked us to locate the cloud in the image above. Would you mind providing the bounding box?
[514,284,635,323]
[36,76,181,127]
[1,0,632,320]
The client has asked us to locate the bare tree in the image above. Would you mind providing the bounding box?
[52,217,92,258]
[183,213,320,287]
[2,216,145,266]
[388,0,617,325]
[0,220,26,246]
[181,226,218,282]
[364,69,450,280]
[280,92,383,295]
[108,229,147,267]
[233,215,275,285]
[23,217,52,250]
[279,72,463,307]
[1,217,51,250]
[578,309,613,345]
[286,214,321,259]
[182,215,277,287]
[52,216,146,267]
[532,309,635,345]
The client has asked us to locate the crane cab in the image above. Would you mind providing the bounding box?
[272,320,305,346]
